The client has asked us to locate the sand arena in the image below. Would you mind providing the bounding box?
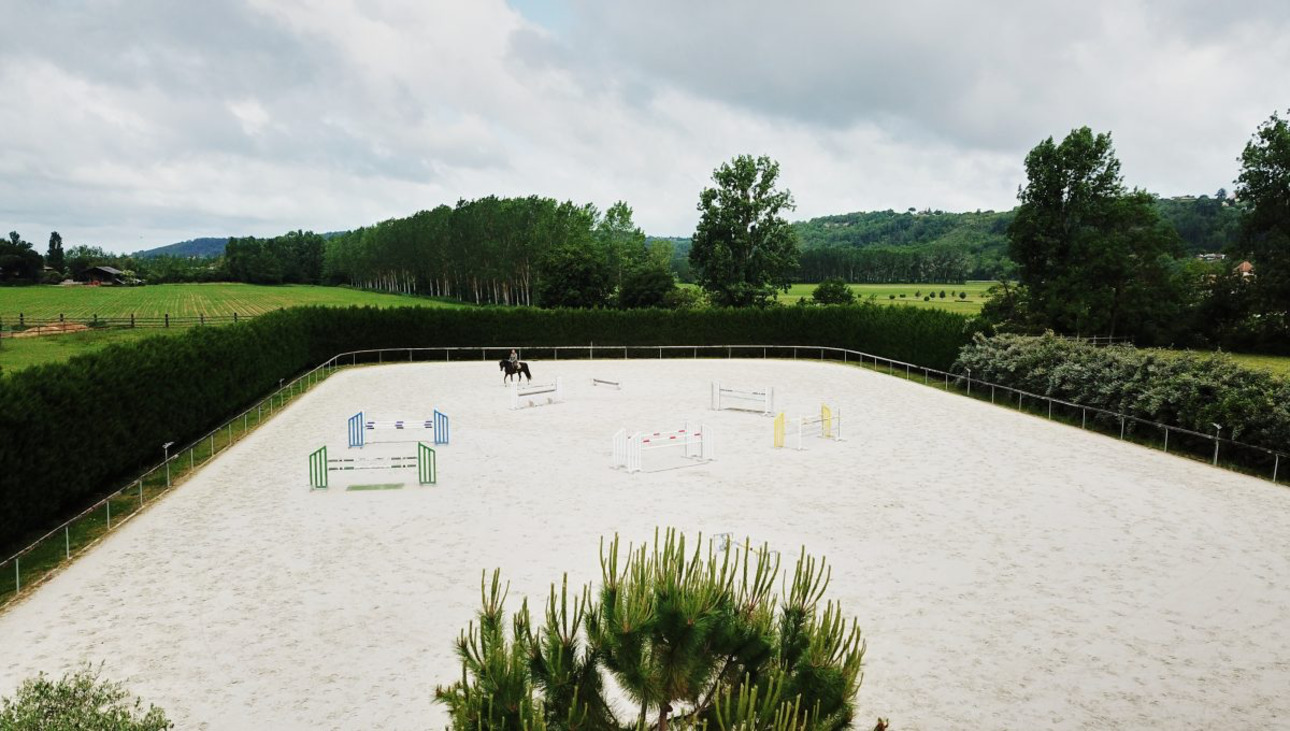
[1,358,1288,729]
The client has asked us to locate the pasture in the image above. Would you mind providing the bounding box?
[0,283,466,372]
[1,358,1287,729]
[773,281,993,312]
[0,283,466,320]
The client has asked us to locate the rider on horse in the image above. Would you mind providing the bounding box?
[508,349,519,369]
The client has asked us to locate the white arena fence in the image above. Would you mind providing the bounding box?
[4,342,1284,608]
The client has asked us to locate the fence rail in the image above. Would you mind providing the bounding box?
[2,342,1284,610]
[0,312,252,336]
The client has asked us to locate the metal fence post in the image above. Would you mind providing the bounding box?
[1275,454,1281,483]
[1163,428,1169,453]
[1120,417,1125,440]
[991,386,995,404]
[66,526,70,559]
[106,499,111,529]
[14,558,18,593]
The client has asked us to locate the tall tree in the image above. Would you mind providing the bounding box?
[1006,127,1184,341]
[0,232,42,283]
[1235,110,1290,320]
[46,231,65,274]
[597,200,648,292]
[689,155,800,307]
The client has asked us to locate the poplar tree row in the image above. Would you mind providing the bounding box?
[322,196,659,307]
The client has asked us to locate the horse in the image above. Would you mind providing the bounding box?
[499,358,532,384]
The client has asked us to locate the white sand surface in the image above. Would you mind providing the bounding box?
[2,358,1289,729]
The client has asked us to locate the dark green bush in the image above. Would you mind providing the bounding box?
[811,278,856,305]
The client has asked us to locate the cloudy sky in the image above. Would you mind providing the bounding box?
[1,0,1287,253]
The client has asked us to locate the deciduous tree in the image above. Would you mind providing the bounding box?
[689,155,800,307]
[0,231,42,283]
[1235,110,1290,320]
[1005,127,1184,341]
[46,231,65,274]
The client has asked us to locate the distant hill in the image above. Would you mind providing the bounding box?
[788,195,1239,281]
[134,237,228,258]
[134,231,350,259]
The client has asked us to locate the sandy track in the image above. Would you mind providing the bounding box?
[1,359,1287,729]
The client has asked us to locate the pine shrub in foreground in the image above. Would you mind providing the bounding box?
[435,529,885,731]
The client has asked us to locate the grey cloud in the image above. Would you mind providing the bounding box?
[561,0,1290,153]
[1,0,327,98]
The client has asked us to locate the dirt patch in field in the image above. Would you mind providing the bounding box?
[6,323,90,338]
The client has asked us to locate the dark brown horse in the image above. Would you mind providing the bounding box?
[499,359,532,384]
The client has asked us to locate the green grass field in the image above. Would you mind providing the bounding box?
[0,328,184,372]
[1151,349,1290,378]
[0,283,466,373]
[0,282,466,320]
[778,282,994,313]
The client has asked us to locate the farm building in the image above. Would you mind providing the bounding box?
[82,265,125,285]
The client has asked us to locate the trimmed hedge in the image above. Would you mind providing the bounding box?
[1,304,972,553]
[954,333,1290,466]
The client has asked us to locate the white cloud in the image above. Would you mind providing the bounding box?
[0,0,1285,252]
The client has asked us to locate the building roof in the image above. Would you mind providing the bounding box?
[89,265,124,275]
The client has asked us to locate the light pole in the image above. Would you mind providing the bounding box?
[162,441,174,487]
[1211,423,1222,466]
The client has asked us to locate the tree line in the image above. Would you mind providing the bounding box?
[984,110,1290,353]
[320,196,683,308]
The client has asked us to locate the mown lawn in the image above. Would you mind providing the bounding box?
[0,282,466,320]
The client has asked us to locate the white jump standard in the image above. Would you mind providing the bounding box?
[711,381,774,415]
[512,377,562,410]
[347,410,449,448]
[308,442,437,489]
[612,422,715,473]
